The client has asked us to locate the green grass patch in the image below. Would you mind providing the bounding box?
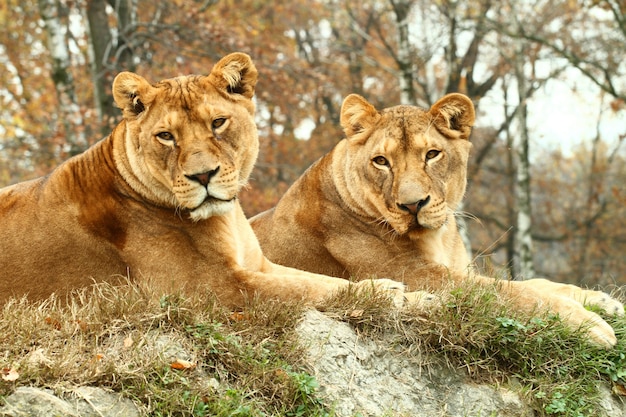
[323,281,626,417]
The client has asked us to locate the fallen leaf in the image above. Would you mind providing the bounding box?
[123,335,133,348]
[1,368,19,382]
[44,317,62,330]
[349,309,364,318]
[74,319,89,332]
[230,311,247,321]
[273,369,288,381]
[613,384,626,396]
[170,358,196,370]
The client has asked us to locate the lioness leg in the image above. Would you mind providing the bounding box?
[232,262,409,308]
[495,278,623,347]
[520,278,624,315]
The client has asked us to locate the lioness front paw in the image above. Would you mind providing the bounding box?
[579,289,624,316]
[354,278,406,308]
[511,280,620,347]
[552,295,618,348]
[526,278,624,316]
[403,290,441,309]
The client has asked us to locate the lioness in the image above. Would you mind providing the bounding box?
[250,93,624,347]
[0,53,407,307]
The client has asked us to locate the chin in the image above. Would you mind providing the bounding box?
[189,199,235,221]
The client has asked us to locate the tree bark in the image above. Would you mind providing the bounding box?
[512,38,535,279]
[84,0,113,127]
[37,0,88,155]
[389,0,415,105]
[84,0,136,132]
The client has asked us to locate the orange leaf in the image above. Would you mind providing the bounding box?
[230,312,248,321]
[349,309,364,318]
[123,336,133,348]
[1,368,19,382]
[613,384,626,396]
[74,319,89,332]
[170,358,196,370]
[273,369,289,381]
[44,317,62,330]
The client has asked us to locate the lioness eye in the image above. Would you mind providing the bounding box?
[212,118,226,129]
[156,132,174,141]
[426,150,440,160]
[372,156,389,166]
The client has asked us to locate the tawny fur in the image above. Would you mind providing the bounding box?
[0,53,406,308]
[250,93,624,347]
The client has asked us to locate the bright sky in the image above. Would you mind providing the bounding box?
[527,79,625,153]
[478,71,625,157]
[295,75,626,158]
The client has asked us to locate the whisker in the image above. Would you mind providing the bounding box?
[174,205,185,220]
[454,210,480,224]
[472,226,513,265]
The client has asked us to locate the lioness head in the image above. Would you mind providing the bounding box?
[112,52,259,220]
[336,93,475,237]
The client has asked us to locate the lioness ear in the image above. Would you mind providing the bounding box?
[112,72,157,118]
[207,52,258,99]
[429,93,475,140]
[340,94,381,138]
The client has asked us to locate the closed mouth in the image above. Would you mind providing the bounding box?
[206,195,235,203]
[201,194,236,207]
[187,195,235,212]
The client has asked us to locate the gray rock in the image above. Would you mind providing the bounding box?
[0,387,79,417]
[296,309,624,417]
[72,386,140,417]
[0,386,139,417]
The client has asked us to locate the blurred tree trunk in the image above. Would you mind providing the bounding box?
[85,0,136,133]
[37,0,87,155]
[500,78,517,278]
[512,37,535,279]
[84,0,112,128]
[389,0,416,105]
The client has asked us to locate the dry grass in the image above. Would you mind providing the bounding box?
[0,280,328,416]
[1,278,625,416]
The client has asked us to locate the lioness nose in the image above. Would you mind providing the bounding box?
[186,167,220,187]
[398,196,430,215]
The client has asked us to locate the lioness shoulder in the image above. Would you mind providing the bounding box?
[250,93,624,347]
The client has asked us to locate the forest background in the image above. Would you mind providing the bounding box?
[0,0,624,288]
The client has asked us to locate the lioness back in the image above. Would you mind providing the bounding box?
[251,155,353,278]
[0,143,127,300]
